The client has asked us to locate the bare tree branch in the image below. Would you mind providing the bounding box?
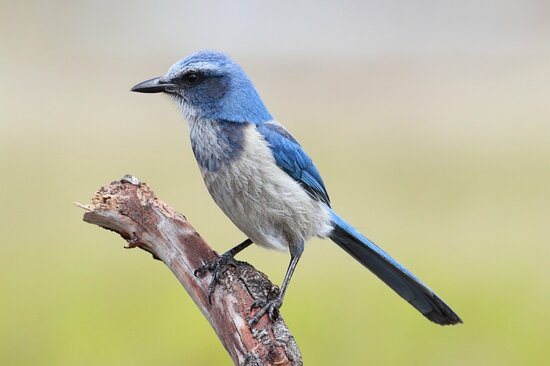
[78,177,302,366]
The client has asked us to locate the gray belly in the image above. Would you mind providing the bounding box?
[195,124,333,252]
[202,163,331,252]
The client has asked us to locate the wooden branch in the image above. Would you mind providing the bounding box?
[79,176,302,366]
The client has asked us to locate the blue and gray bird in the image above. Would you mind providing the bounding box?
[131,50,462,326]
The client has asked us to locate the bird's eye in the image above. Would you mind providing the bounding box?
[183,72,201,85]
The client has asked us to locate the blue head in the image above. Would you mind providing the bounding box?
[131,50,272,124]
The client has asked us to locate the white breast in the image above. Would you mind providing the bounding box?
[194,122,333,253]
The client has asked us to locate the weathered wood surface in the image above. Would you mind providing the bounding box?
[79,177,302,366]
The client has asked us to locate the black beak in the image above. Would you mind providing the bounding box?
[131,77,175,93]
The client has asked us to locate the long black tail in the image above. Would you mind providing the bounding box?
[329,211,462,325]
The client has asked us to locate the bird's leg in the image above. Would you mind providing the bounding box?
[249,253,301,326]
[194,238,253,304]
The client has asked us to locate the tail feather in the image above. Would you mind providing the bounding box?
[329,211,462,325]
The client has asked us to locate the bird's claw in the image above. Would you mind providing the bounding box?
[194,253,242,304]
[248,297,283,327]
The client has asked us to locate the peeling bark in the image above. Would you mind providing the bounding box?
[79,177,302,366]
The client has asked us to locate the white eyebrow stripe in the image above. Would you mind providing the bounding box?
[167,62,224,78]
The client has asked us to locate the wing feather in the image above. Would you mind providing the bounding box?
[256,121,330,206]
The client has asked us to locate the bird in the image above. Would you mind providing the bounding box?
[131,50,462,326]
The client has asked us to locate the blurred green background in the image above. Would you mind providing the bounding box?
[2,1,550,365]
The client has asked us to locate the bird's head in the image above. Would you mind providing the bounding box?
[131,50,272,124]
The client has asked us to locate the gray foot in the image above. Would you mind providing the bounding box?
[194,253,243,304]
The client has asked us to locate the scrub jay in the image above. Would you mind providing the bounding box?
[131,50,462,326]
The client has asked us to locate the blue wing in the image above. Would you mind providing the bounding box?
[256,121,330,206]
